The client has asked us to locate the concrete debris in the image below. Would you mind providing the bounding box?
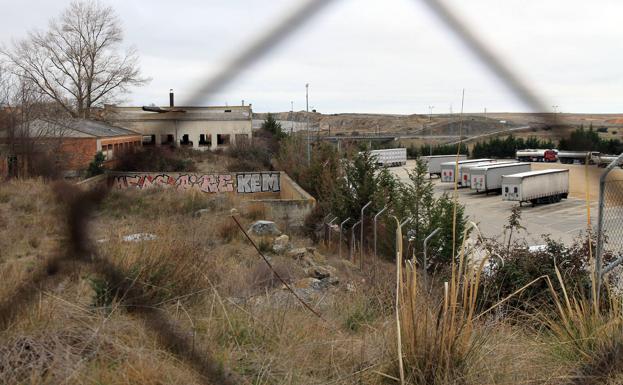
[122,233,157,242]
[286,247,307,260]
[294,277,321,290]
[192,208,211,218]
[305,265,336,280]
[248,220,281,236]
[272,234,291,254]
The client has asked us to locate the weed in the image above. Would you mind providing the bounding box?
[544,267,623,382]
[257,239,272,253]
[244,203,266,221]
[344,301,376,332]
[217,221,238,244]
[28,237,40,249]
[88,276,114,309]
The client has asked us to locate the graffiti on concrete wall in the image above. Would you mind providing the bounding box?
[112,174,235,193]
[111,172,280,194]
[236,172,280,193]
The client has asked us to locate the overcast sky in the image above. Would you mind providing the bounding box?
[2,0,621,114]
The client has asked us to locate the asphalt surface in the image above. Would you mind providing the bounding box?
[392,161,596,246]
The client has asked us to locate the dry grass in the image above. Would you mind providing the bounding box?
[543,267,623,384]
[3,178,623,384]
[394,223,489,384]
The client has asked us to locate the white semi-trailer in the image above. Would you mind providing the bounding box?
[423,154,467,177]
[501,169,569,205]
[470,162,531,194]
[459,160,517,187]
[369,148,407,167]
[440,159,493,183]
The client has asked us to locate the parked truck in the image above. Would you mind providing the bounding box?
[459,160,517,188]
[423,154,467,177]
[557,151,600,164]
[516,149,558,162]
[369,148,407,167]
[501,169,569,205]
[470,162,531,194]
[440,159,493,183]
[595,154,623,168]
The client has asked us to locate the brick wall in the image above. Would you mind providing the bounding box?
[58,138,98,171]
[100,135,142,169]
[59,135,142,172]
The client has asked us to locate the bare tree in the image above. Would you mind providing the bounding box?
[1,1,147,118]
[0,66,73,178]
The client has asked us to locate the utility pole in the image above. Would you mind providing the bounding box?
[306,84,310,165]
[428,105,434,156]
[290,101,294,134]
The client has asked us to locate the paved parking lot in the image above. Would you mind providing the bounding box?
[392,161,596,245]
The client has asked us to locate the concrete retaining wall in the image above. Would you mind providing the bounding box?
[78,170,316,226]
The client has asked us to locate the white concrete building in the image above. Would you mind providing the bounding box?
[103,91,252,151]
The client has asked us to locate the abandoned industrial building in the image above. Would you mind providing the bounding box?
[102,90,253,151]
[0,118,142,178]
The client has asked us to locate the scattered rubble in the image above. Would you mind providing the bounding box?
[122,233,157,242]
[192,208,211,218]
[248,220,281,236]
[272,234,291,254]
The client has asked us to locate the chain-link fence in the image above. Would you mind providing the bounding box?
[2,0,621,384]
[596,154,623,299]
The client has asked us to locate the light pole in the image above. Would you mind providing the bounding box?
[306,83,310,165]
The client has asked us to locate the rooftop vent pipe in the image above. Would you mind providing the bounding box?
[169,89,174,107]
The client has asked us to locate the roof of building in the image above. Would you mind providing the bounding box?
[102,105,252,122]
[24,119,141,138]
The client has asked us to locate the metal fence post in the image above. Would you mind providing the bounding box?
[423,227,441,287]
[595,152,623,302]
[339,217,351,260]
[400,217,412,259]
[351,220,362,263]
[374,206,388,261]
[360,201,372,269]
[327,216,338,247]
[322,213,332,244]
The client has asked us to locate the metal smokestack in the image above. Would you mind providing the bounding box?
[169,89,174,107]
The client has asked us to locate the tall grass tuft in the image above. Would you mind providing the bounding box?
[545,266,623,382]
[396,222,489,384]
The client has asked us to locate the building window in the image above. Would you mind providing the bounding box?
[217,134,230,146]
[235,134,249,145]
[143,135,155,145]
[180,134,192,146]
[199,134,211,147]
[103,144,113,160]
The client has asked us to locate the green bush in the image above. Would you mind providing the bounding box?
[86,152,105,177]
